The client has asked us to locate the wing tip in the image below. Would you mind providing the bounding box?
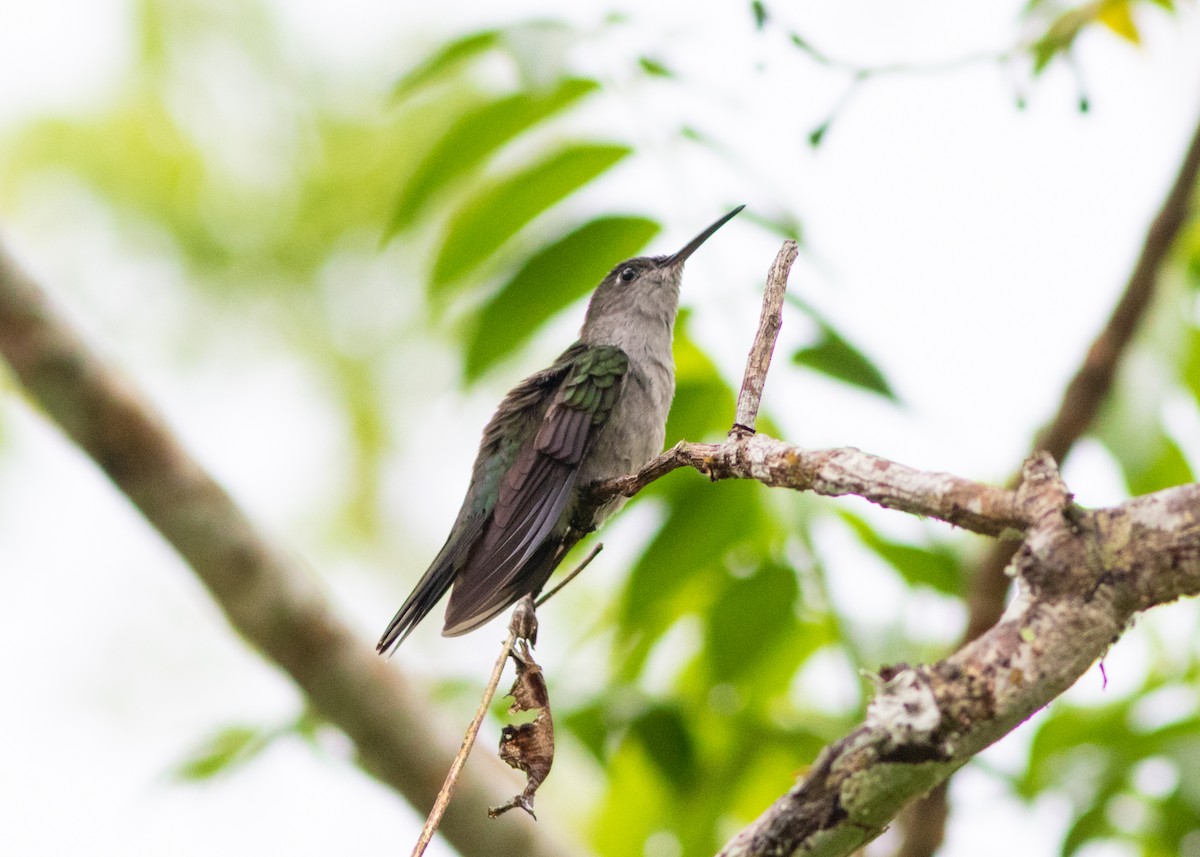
[376,615,417,657]
[376,559,460,657]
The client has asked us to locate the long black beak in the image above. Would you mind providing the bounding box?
[661,205,745,268]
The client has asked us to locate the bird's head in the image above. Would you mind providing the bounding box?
[581,205,744,342]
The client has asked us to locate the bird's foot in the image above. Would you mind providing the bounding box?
[510,594,538,646]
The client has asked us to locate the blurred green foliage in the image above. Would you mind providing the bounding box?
[789,295,899,403]
[466,216,661,378]
[1025,0,1176,75]
[3,2,1200,856]
[174,710,323,781]
[1018,653,1200,857]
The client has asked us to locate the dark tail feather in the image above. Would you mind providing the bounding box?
[376,562,457,656]
[442,537,562,637]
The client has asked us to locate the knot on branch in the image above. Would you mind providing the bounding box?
[1016,452,1073,532]
[865,666,948,762]
[1009,453,1097,600]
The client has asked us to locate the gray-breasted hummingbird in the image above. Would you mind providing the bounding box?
[377,206,743,654]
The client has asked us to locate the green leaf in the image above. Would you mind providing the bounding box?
[1155,789,1200,854]
[665,316,738,442]
[1181,325,1200,403]
[430,143,633,291]
[1098,0,1141,44]
[792,323,898,401]
[464,216,659,379]
[1028,2,1114,74]
[1016,686,1200,855]
[1096,408,1194,497]
[618,480,767,675]
[630,704,697,790]
[751,0,769,29]
[1126,431,1194,496]
[808,120,830,148]
[561,701,610,763]
[590,741,673,857]
[1019,703,1129,796]
[638,57,673,77]
[839,512,962,595]
[704,561,799,681]
[740,209,803,243]
[386,78,600,236]
[392,30,501,100]
[173,726,268,780]
[1061,804,1110,857]
[731,740,824,819]
[290,709,324,743]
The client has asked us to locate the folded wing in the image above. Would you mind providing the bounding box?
[376,345,587,655]
[442,345,628,636]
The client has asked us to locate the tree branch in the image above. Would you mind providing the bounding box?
[733,240,796,435]
[718,455,1200,857]
[0,240,576,857]
[412,604,526,857]
[587,437,1027,539]
[895,100,1200,857]
[1035,114,1200,466]
[968,98,1200,643]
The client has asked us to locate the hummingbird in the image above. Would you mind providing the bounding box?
[377,206,743,654]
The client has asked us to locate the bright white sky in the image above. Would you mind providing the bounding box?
[2,2,1200,856]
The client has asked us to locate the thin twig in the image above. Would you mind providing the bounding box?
[411,616,522,857]
[535,544,603,607]
[788,31,1021,148]
[790,30,1014,79]
[733,240,798,436]
[588,436,1028,539]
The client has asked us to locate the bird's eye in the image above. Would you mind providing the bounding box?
[619,266,637,283]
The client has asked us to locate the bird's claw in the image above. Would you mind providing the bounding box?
[510,595,538,646]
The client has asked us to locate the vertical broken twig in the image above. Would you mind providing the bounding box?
[732,239,798,436]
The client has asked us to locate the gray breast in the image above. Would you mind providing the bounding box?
[578,359,674,486]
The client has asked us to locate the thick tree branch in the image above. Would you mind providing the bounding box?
[1037,118,1200,464]
[897,102,1200,857]
[0,240,575,857]
[969,100,1200,640]
[718,455,1200,857]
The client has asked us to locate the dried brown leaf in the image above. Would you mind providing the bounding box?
[488,640,554,819]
